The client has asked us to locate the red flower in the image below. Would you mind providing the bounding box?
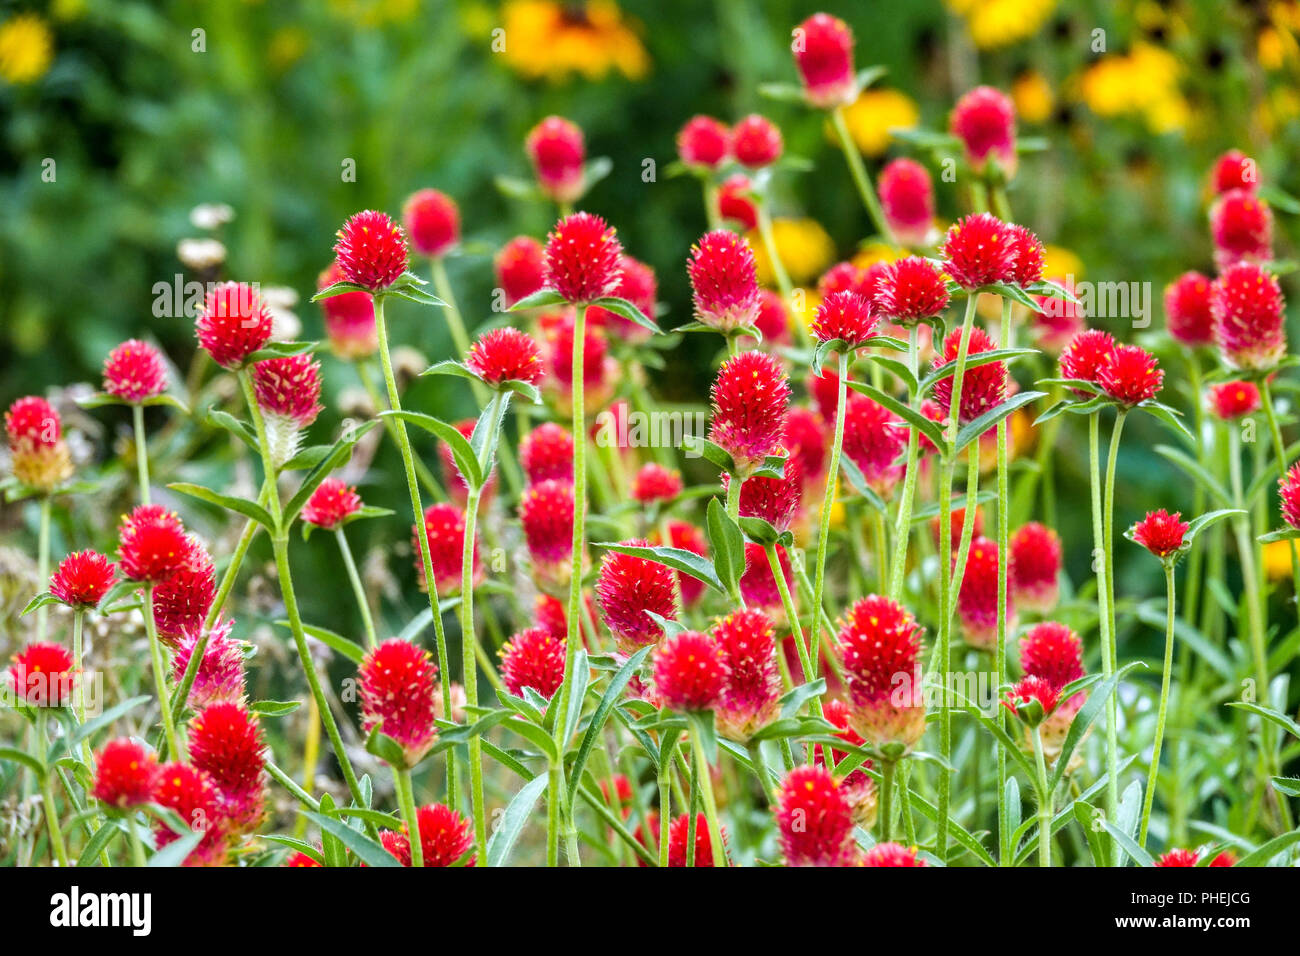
[195,282,273,369]
[153,763,226,866]
[717,175,758,231]
[1164,271,1215,348]
[151,538,215,644]
[654,630,728,712]
[49,550,116,609]
[688,230,761,332]
[957,536,1010,650]
[500,626,566,700]
[676,115,731,169]
[784,406,827,484]
[285,851,322,867]
[301,477,363,530]
[1009,522,1062,613]
[1206,380,1261,421]
[836,595,926,752]
[587,255,657,341]
[118,505,190,583]
[878,158,934,247]
[1212,262,1287,371]
[1130,509,1189,559]
[1002,675,1059,720]
[402,188,460,259]
[729,455,803,531]
[666,812,729,867]
[875,256,949,322]
[931,326,1008,424]
[544,212,623,304]
[950,85,1017,175]
[930,504,983,552]
[519,478,575,579]
[657,521,709,606]
[466,326,544,386]
[333,210,409,290]
[1059,329,1117,390]
[732,113,783,167]
[172,620,246,710]
[709,350,791,474]
[1154,848,1202,867]
[776,765,857,866]
[252,353,323,427]
[842,393,906,496]
[712,608,781,742]
[740,542,794,613]
[526,115,586,204]
[1020,621,1085,693]
[817,698,876,825]
[92,738,159,809]
[8,641,75,707]
[103,339,167,403]
[520,422,575,485]
[810,290,878,347]
[1006,224,1045,286]
[1212,149,1257,194]
[941,212,1017,289]
[818,261,873,300]
[495,236,547,308]
[754,288,792,346]
[792,13,856,108]
[317,260,377,359]
[383,803,475,867]
[1098,343,1163,406]
[1280,463,1300,530]
[412,503,479,596]
[189,701,266,833]
[359,638,438,767]
[5,395,62,454]
[632,462,684,504]
[863,842,926,867]
[596,541,678,654]
[1211,189,1272,269]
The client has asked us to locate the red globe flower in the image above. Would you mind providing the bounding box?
[49,549,116,609]
[317,260,377,359]
[729,454,804,531]
[842,393,906,496]
[301,477,363,531]
[931,326,1008,424]
[950,85,1017,176]
[359,638,438,767]
[810,290,878,348]
[1212,262,1287,371]
[285,851,322,867]
[412,503,479,596]
[836,595,926,752]
[1280,463,1300,530]
[1164,271,1215,348]
[709,350,791,475]
[878,158,935,247]
[526,115,586,204]
[676,115,731,169]
[8,641,75,707]
[1098,343,1163,406]
[383,803,475,867]
[1211,189,1272,269]
[631,462,684,504]
[1206,380,1261,421]
[863,842,926,866]
[688,230,761,332]
[1002,675,1060,721]
[466,326,543,387]
[189,701,267,833]
[1212,149,1257,194]
[333,210,409,290]
[1059,328,1117,391]
[172,620,246,710]
[1130,509,1189,559]
[941,212,1017,289]
[91,738,159,809]
[118,505,190,583]
[754,288,792,346]
[103,339,167,403]
[495,236,547,308]
[665,812,729,867]
[150,537,216,644]
[875,256,949,322]
[819,261,874,301]
[195,282,273,369]
[739,542,794,613]
[654,630,728,712]
[1009,521,1061,613]
[500,627,566,700]
[6,394,71,492]
[712,608,781,742]
[731,113,783,167]
[1006,223,1045,286]
[957,536,1010,650]
[544,212,623,304]
[252,355,324,466]
[596,541,679,654]
[716,175,759,231]
[402,188,460,259]
[519,478,575,579]
[1154,848,1202,867]
[519,422,575,485]
[792,13,856,108]
[1020,621,1085,699]
[776,764,857,867]
[153,763,227,866]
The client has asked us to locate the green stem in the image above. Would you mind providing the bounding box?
[546,761,561,867]
[747,741,772,801]
[755,195,810,349]
[1101,409,1128,861]
[461,481,487,859]
[37,715,68,867]
[888,324,922,601]
[880,758,896,842]
[127,815,146,867]
[1031,724,1052,868]
[690,725,727,867]
[356,360,445,502]
[37,494,51,643]
[657,741,674,868]
[335,528,377,648]
[1139,565,1177,847]
[829,106,896,245]
[1088,412,1120,845]
[808,351,849,680]
[765,543,817,715]
[703,179,721,230]
[132,403,151,506]
[395,767,424,868]
[995,297,1012,861]
[142,583,182,760]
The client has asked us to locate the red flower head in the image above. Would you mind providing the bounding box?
[657,520,709,606]
[836,595,926,752]
[587,254,658,341]
[1212,262,1287,371]
[359,638,438,767]
[1010,522,1062,613]
[792,13,856,109]
[776,764,857,866]
[1211,189,1272,269]
[676,115,731,169]
[754,288,792,346]
[8,641,75,707]
[318,260,377,359]
[500,626,566,700]
[1154,848,1202,867]
[92,738,159,810]
[103,339,167,403]
[544,212,623,304]
[717,175,759,231]
[842,393,906,496]
[689,230,762,332]
[1164,271,1215,348]
[863,842,926,866]
[534,593,568,640]
[118,504,190,583]
[301,477,363,531]
[784,406,828,485]
[930,504,984,552]
[732,113,783,167]
[740,542,794,613]
[402,188,460,259]
[333,210,409,290]
[816,698,876,825]
[1280,463,1300,530]
[1006,224,1045,286]
[1002,675,1059,722]
[495,236,547,308]
[189,701,266,832]
[729,454,804,531]
[5,394,71,490]
[153,763,226,866]
[665,812,729,867]
[712,608,781,742]
[709,350,791,475]
[654,630,729,712]
[931,326,1008,424]
[818,261,873,300]
[1020,621,1085,698]
[383,803,475,867]
[1212,149,1258,194]
[526,116,586,203]
[50,550,116,609]
[810,290,878,348]
[957,536,1011,650]
[632,462,684,505]
[285,851,322,867]
[875,256,950,323]
[1098,343,1163,406]
[1059,329,1117,391]
[950,85,1017,176]
[519,422,575,485]
[519,478,575,580]
[466,326,544,387]
[1206,380,1261,421]
[195,282,274,369]
[172,620,246,710]
[413,503,479,596]
[596,541,679,654]
[151,537,215,644]
[1130,509,1189,559]
[941,212,1017,289]
[252,354,324,466]
[879,158,935,247]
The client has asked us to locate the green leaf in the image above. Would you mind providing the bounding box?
[282,419,380,523]
[738,515,782,546]
[779,679,826,719]
[919,348,1038,396]
[1271,776,1300,797]
[486,772,550,867]
[1033,394,1110,425]
[680,434,738,475]
[494,174,543,202]
[66,696,151,752]
[846,380,947,452]
[594,541,724,593]
[1233,828,1300,866]
[567,646,653,811]
[0,747,45,778]
[1134,400,1193,443]
[508,288,567,311]
[954,391,1046,454]
[984,281,1043,313]
[250,699,302,717]
[142,393,190,414]
[77,819,123,867]
[311,280,371,301]
[279,621,365,664]
[1049,661,1144,792]
[1226,701,1300,740]
[838,455,890,516]
[1103,819,1155,868]
[148,830,204,867]
[20,592,61,617]
[380,411,482,490]
[205,408,259,451]
[865,354,918,395]
[1074,799,1111,868]
[561,649,590,745]
[303,811,400,867]
[168,482,275,529]
[590,296,662,335]
[1153,445,1232,508]
[246,341,319,363]
[420,359,478,381]
[364,729,409,767]
[1258,527,1300,544]
[757,81,808,103]
[706,497,745,599]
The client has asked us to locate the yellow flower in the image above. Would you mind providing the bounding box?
[748,219,835,285]
[0,14,53,85]
[792,289,823,334]
[1042,244,1083,280]
[839,89,919,157]
[501,0,649,82]
[1012,71,1054,124]
[1077,43,1189,134]
[850,241,900,271]
[1264,540,1294,581]
[962,0,1056,49]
